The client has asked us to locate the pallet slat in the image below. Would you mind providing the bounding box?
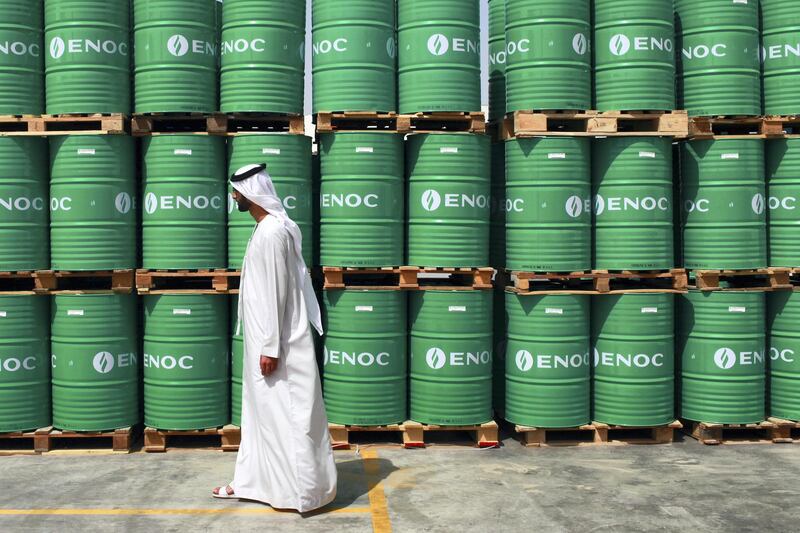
[144,425,240,452]
[0,114,127,136]
[136,269,239,294]
[132,113,304,136]
[682,420,786,445]
[508,269,688,294]
[502,110,688,139]
[315,111,485,134]
[329,421,498,449]
[0,426,137,454]
[691,268,792,291]
[515,421,682,447]
[321,266,494,290]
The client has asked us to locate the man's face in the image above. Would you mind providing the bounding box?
[232,189,252,212]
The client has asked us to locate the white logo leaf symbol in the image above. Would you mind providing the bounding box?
[144,193,158,215]
[594,195,605,216]
[565,196,583,218]
[713,348,736,370]
[751,193,765,215]
[427,34,449,56]
[573,33,588,55]
[386,37,397,59]
[167,34,189,57]
[421,189,441,212]
[115,192,131,214]
[426,347,446,370]
[50,37,65,59]
[93,351,115,374]
[515,350,534,372]
[609,34,630,56]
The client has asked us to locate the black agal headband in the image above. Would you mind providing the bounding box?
[230,163,266,183]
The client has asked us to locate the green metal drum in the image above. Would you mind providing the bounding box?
[410,290,492,425]
[227,135,313,268]
[221,0,305,114]
[505,292,590,428]
[0,296,50,432]
[593,0,675,111]
[0,138,48,271]
[766,139,800,267]
[397,0,481,113]
[492,286,507,415]
[51,294,139,431]
[0,0,44,114]
[323,290,407,426]
[679,290,766,424]
[488,0,506,122]
[142,135,226,269]
[505,0,591,112]
[761,1,800,115]
[49,135,136,270]
[312,0,396,113]
[230,296,242,426]
[680,140,767,270]
[319,132,404,267]
[505,137,591,271]
[592,294,674,426]
[593,138,674,270]
[407,133,490,267]
[490,142,506,269]
[144,295,229,430]
[768,290,800,421]
[675,0,761,116]
[45,0,130,114]
[134,0,218,113]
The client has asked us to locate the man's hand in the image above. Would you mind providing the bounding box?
[260,355,279,377]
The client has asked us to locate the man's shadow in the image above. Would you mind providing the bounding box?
[304,454,399,516]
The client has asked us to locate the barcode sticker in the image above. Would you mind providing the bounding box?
[355,146,374,153]
[355,306,373,312]
[67,310,84,316]
[721,153,740,160]
[440,147,459,154]
[545,308,563,315]
[262,148,281,155]
[174,149,192,156]
[77,149,95,155]
[173,308,192,315]
[639,151,656,159]
[641,307,659,314]
[449,306,467,312]
[729,306,747,313]
[548,152,566,160]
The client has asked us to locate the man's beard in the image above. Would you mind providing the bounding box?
[236,198,252,212]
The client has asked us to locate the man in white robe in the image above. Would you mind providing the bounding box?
[213,163,337,512]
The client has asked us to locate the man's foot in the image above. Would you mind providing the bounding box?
[212,485,235,498]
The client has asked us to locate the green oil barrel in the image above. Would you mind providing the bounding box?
[593,294,675,426]
[323,290,407,426]
[593,138,674,270]
[230,296,242,426]
[397,0,481,113]
[49,136,136,270]
[0,138,48,271]
[675,0,761,116]
[0,0,44,114]
[492,286,506,414]
[768,290,800,421]
[410,290,492,425]
[51,294,139,431]
[505,292,590,428]
[45,0,130,114]
[488,0,506,122]
[505,0,591,112]
[221,0,305,114]
[144,295,229,430]
[134,0,218,113]
[490,142,506,269]
[142,135,226,269]
[593,0,675,111]
[681,140,767,270]
[0,296,50,432]
[766,139,800,267]
[313,0,396,114]
[679,290,766,424]
[319,132,404,267]
[227,135,313,268]
[762,1,800,115]
[407,133,490,267]
[505,137,591,271]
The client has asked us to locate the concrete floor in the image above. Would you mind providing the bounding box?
[1,435,799,532]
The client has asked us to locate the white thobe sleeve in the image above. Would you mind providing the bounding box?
[254,229,290,359]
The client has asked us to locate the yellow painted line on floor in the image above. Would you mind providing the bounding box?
[361,449,392,533]
[0,507,371,517]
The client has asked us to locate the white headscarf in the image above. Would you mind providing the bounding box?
[232,164,323,335]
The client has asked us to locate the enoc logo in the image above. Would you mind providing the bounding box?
[609,34,631,56]
[751,193,765,215]
[387,37,397,59]
[594,195,670,215]
[144,192,158,215]
[93,351,115,374]
[49,37,66,59]
[572,33,588,56]
[425,347,447,370]
[421,189,442,211]
[115,192,132,214]
[515,350,534,372]
[0,356,36,372]
[713,348,737,370]
[0,41,39,57]
[167,34,190,57]
[427,34,449,56]
[565,195,584,218]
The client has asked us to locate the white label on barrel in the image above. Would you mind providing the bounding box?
[77,149,95,155]
[548,153,566,159]
[639,151,656,159]
[0,311,6,318]
[721,153,739,160]
[733,0,747,4]
[729,306,747,313]
[173,308,192,315]
[641,307,659,314]
[448,306,467,312]
[545,308,563,315]
[355,147,373,153]
[67,309,84,316]
[262,148,281,155]
[174,149,192,156]
[355,306,373,312]
[440,147,459,154]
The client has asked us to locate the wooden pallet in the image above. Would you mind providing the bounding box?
[510,269,688,294]
[0,113,127,136]
[136,269,239,294]
[328,423,406,449]
[763,116,800,136]
[0,427,51,454]
[315,112,398,133]
[686,116,793,139]
[690,268,791,291]
[322,266,494,290]
[402,421,499,448]
[144,425,240,452]
[683,420,786,445]
[132,113,304,136]
[766,417,800,443]
[399,112,485,134]
[0,271,48,293]
[9,426,137,453]
[515,421,681,447]
[502,110,688,139]
[32,270,135,293]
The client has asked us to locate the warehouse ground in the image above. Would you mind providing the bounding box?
[1,434,798,532]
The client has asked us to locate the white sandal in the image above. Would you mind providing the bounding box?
[212,485,237,499]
